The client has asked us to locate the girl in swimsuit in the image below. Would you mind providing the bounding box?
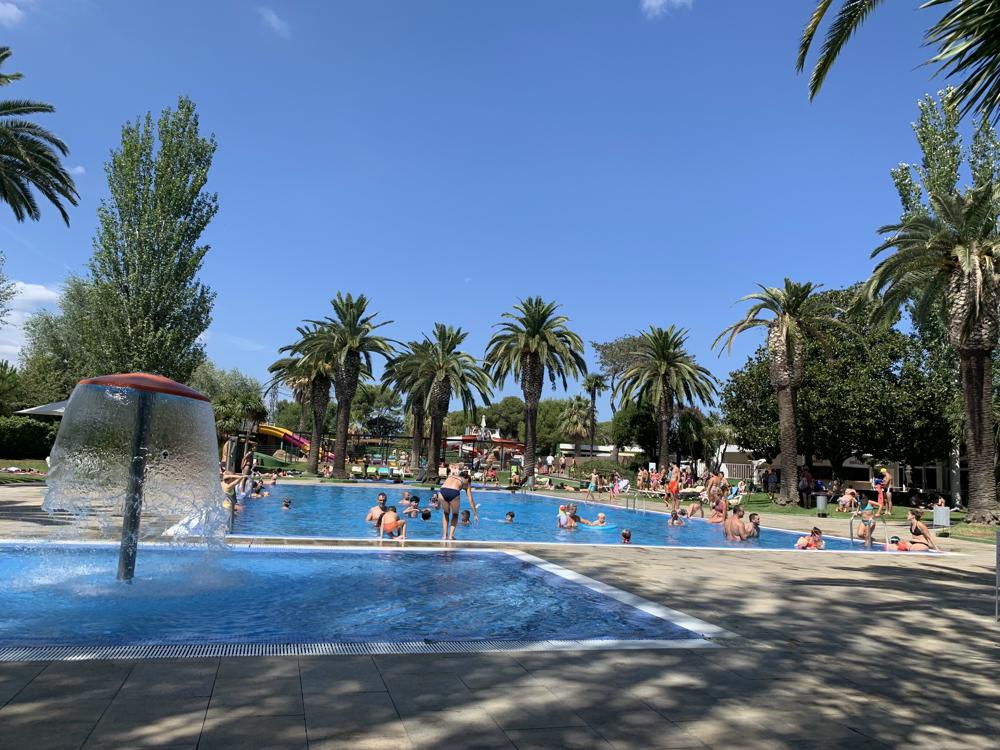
[439,469,478,540]
[906,509,939,551]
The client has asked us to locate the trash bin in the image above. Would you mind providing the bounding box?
[932,505,951,529]
[815,494,829,517]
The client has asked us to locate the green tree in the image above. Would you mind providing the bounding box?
[715,279,837,505]
[485,297,586,479]
[188,360,267,439]
[0,47,78,224]
[268,352,332,474]
[84,97,217,381]
[559,395,591,461]
[415,324,492,474]
[581,373,607,458]
[615,325,717,468]
[286,293,394,477]
[719,351,780,461]
[610,399,657,460]
[382,340,433,472]
[0,252,15,328]
[482,396,524,439]
[797,1,1000,121]
[535,399,569,458]
[590,335,641,415]
[0,361,18,415]
[863,193,1000,523]
[272,400,301,432]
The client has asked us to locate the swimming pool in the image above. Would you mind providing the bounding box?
[231,483,878,551]
[0,543,726,660]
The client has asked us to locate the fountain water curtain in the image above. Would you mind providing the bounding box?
[43,373,227,582]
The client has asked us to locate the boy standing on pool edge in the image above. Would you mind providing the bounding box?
[439,466,478,540]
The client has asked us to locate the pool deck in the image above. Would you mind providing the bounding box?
[1,483,998,749]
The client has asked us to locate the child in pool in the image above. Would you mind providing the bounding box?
[593,512,608,526]
[505,512,515,523]
[379,506,406,539]
[460,510,471,526]
[621,529,632,544]
[668,510,685,526]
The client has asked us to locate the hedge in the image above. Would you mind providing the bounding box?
[0,416,60,460]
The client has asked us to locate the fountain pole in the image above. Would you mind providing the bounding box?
[118,389,154,582]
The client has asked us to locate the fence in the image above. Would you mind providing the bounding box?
[723,462,755,482]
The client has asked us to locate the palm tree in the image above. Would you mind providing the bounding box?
[413,324,493,476]
[715,280,831,505]
[0,47,78,224]
[382,340,433,477]
[485,298,586,480]
[268,350,331,474]
[559,395,591,466]
[581,373,607,459]
[861,184,1000,523]
[797,1,1000,121]
[295,293,394,478]
[615,326,717,471]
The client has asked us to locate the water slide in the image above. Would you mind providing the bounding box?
[258,424,333,461]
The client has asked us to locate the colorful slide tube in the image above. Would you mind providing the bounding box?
[258,424,333,462]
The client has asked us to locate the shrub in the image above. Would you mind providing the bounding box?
[0,416,59,459]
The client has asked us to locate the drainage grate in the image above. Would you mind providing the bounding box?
[0,637,718,662]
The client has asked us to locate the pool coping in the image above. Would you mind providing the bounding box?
[0,542,734,661]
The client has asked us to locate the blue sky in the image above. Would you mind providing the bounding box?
[0,1,955,418]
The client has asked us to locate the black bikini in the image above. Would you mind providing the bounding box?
[440,486,461,502]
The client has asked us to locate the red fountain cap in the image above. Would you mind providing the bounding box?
[79,373,210,402]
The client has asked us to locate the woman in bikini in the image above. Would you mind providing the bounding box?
[439,468,478,540]
[906,509,939,551]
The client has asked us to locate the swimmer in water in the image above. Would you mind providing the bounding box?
[620,528,632,544]
[668,510,684,527]
[365,493,388,523]
[745,513,760,538]
[795,527,824,550]
[459,509,471,526]
[282,498,291,510]
[379,506,407,539]
[505,511,515,523]
[593,512,607,526]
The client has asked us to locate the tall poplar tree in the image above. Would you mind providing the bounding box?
[86,96,217,382]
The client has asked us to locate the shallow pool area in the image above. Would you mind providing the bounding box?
[232,483,880,551]
[0,543,726,660]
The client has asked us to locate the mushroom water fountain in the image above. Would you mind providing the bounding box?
[43,373,228,582]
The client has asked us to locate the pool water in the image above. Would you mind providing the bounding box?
[232,484,875,551]
[0,545,700,648]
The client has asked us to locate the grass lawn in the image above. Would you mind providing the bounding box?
[0,458,47,484]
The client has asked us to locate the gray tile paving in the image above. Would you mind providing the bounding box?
[2,483,999,749]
